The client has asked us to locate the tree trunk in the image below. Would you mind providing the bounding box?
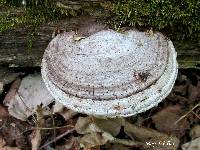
[0,2,199,69]
[0,16,99,67]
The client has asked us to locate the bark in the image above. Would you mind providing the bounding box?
[0,1,199,69]
[0,16,99,67]
[173,40,200,69]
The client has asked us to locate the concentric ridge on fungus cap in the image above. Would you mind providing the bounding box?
[41,29,178,117]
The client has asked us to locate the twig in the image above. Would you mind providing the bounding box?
[175,102,200,125]
[39,128,75,149]
[50,112,56,144]
[191,111,200,120]
[33,125,75,130]
[21,124,75,134]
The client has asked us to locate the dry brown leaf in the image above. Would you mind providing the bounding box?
[190,125,200,139]
[76,117,156,148]
[0,68,21,95]
[53,102,78,120]
[173,84,188,96]
[80,132,114,148]
[31,106,47,150]
[124,120,180,150]
[0,105,9,118]
[75,117,180,149]
[53,101,65,113]
[93,118,123,136]
[167,93,190,105]
[3,78,21,105]
[56,137,80,150]
[4,74,54,121]
[84,145,101,150]
[75,117,139,148]
[125,120,163,141]
[31,130,41,150]
[60,109,77,120]
[106,143,131,150]
[188,84,200,103]
[152,105,190,138]
[75,117,101,134]
[0,136,20,150]
[0,117,31,149]
[75,117,124,136]
[182,137,200,150]
[176,73,187,83]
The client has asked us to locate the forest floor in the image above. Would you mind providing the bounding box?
[0,68,199,150]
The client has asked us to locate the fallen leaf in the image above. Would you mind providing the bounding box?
[173,84,188,96]
[106,143,131,150]
[4,74,54,121]
[80,132,113,148]
[53,101,65,113]
[0,105,9,118]
[59,108,78,121]
[31,129,41,150]
[0,68,21,95]
[176,73,187,83]
[75,117,143,148]
[75,117,124,136]
[55,137,80,150]
[190,125,200,139]
[182,137,200,150]
[31,106,52,150]
[80,132,141,149]
[124,120,180,150]
[152,105,190,138]
[76,117,168,149]
[84,145,101,150]
[3,78,21,105]
[93,118,123,136]
[0,136,20,150]
[53,101,78,120]
[39,127,75,149]
[75,117,102,134]
[188,84,200,103]
[0,117,31,149]
[75,116,180,149]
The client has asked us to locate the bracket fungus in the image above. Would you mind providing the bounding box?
[41,28,178,117]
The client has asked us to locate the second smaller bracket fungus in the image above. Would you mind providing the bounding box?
[41,28,178,117]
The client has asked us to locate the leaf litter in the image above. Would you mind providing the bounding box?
[0,70,199,150]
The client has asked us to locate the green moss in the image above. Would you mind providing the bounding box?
[0,10,39,32]
[0,0,81,33]
[1,0,199,41]
[27,31,38,51]
[105,0,200,40]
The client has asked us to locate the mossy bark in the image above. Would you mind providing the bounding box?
[0,16,99,67]
[0,2,199,69]
[173,40,200,69]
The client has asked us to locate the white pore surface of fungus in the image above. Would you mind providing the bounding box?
[41,29,178,117]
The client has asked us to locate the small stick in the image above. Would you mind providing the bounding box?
[39,128,75,149]
[21,125,75,135]
[191,111,200,120]
[32,125,74,130]
[175,103,200,125]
